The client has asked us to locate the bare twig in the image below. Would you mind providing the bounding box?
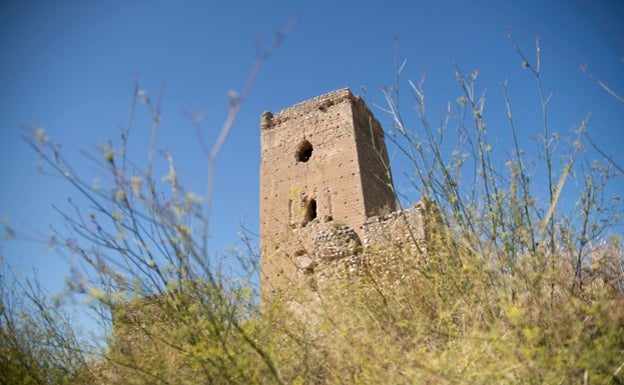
[581,64,624,104]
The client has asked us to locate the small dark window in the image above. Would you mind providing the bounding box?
[302,198,317,226]
[296,140,313,162]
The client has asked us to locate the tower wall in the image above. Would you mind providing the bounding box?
[259,88,397,296]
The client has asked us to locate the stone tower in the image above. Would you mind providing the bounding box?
[259,88,397,296]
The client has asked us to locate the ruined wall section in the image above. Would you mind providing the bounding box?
[361,201,428,254]
[296,202,429,284]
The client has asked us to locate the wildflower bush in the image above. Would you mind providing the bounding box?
[1,34,623,384]
[259,37,623,384]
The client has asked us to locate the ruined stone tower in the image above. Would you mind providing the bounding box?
[259,88,398,296]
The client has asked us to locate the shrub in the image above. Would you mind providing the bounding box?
[2,33,622,384]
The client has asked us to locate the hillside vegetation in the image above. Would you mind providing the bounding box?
[1,37,623,384]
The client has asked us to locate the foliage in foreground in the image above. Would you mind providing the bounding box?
[0,272,92,385]
[262,227,624,384]
[1,35,623,384]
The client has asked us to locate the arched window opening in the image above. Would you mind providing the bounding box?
[296,140,313,162]
[302,198,317,226]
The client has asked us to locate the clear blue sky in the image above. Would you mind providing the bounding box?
[1,0,623,295]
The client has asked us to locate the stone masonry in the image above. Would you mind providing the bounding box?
[260,88,429,298]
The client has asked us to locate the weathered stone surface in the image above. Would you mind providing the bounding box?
[361,200,428,254]
[297,254,315,274]
[259,88,430,299]
[314,225,361,261]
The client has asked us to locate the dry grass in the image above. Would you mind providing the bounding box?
[2,35,623,384]
[260,221,624,384]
